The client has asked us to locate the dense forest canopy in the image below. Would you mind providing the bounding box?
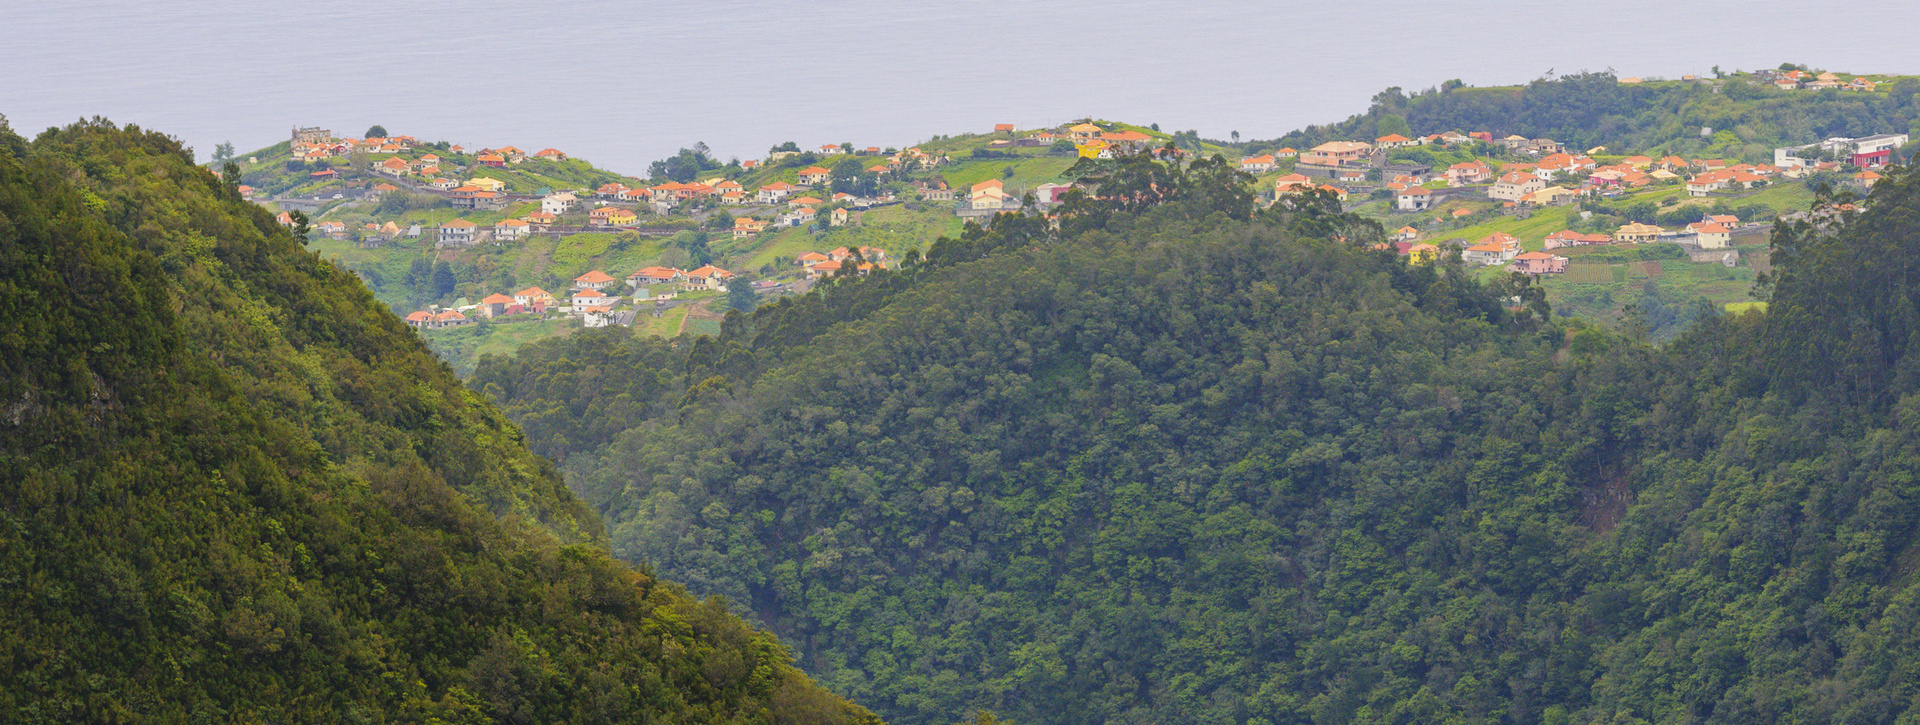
[478,145,1920,725]
[0,118,876,725]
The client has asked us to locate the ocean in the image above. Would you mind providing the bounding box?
[6,0,1920,175]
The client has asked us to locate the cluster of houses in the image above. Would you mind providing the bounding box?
[1382,209,1754,276]
[405,265,734,330]
[1244,124,1904,217]
[1752,70,1882,92]
[402,245,890,331]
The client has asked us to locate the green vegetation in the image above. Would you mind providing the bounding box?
[1257,70,1920,165]
[478,151,1920,725]
[0,119,877,724]
[421,316,580,377]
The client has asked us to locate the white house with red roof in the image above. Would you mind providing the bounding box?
[758,182,798,204]
[438,219,477,247]
[574,269,617,291]
[1463,241,1518,266]
[1396,186,1435,212]
[569,288,614,308]
[494,218,530,242]
[1489,171,1545,202]
[1375,134,1417,149]
[1687,222,1733,249]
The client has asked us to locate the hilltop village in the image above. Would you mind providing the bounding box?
[225,69,1911,366]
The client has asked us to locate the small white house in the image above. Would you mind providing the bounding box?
[541,192,578,216]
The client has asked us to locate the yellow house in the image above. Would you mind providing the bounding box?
[465,177,506,192]
[1076,139,1109,158]
[589,207,637,226]
[1406,243,1440,264]
[1614,222,1663,243]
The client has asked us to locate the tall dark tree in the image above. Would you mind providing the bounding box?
[432,259,456,296]
[726,279,758,313]
[287,209,310,243]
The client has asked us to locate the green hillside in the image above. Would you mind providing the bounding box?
[0,119,877,724]
[477,153,1920,725]
[1248,70,1920,166]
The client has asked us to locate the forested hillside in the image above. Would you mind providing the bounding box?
[0,118,877,724]
[1253,71,1920,165]
[478,150,1920,725]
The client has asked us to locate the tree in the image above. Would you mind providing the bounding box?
[365,125,388,138]
[432,260,456,297]
[727,280,759,313]
[829,158,877,196]
[1377,114,1413,139]
[221,162,241,188]
[1231,130,1240,143]
[287,210,311,243]
[1048,140,1077,157]
[1370,86,1409,113]
[212,141,235,164]
[406,257,432,294]
[651,145,722,183]
[675,231,713,266]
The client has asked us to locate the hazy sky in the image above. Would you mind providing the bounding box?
[7,1,1920,174]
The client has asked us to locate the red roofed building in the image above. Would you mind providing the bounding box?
[684,265,734,291]
[1490,171,1545,202]
[1687,222,1732,249]
[574,269,617,291]
[570,288,613,308]
[1396,186,1435,211]
[513,287,555,307]
[1509,251,1569,275]
[479,293,518,318]
[1376,133,1416,149]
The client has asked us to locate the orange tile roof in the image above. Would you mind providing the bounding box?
[575,270,615,284]
[482,293,515,304]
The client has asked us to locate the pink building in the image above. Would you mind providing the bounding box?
[1510,251,1569,275]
